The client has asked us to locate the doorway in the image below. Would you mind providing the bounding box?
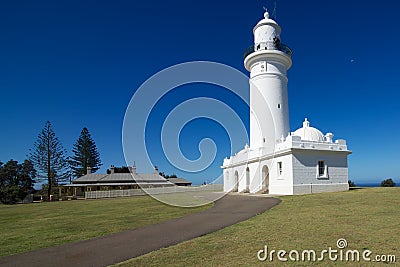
[262,165,269,194]
[246,167,250,193]
[233,171,238,192]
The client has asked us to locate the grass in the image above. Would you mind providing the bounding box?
[0,195,211,257]
[115,188,400,266]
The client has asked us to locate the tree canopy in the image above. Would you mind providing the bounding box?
[159,172,177,178]
[0,159,36,204]
[381,178,396,187]
[106,166,130,174]
[70,127,102,178]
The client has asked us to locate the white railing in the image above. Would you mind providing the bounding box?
[85,184,223,199]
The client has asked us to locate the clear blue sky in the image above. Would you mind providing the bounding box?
[1,0,399,185]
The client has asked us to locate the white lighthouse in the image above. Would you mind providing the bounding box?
[222,10,351,195]
[245,10,292,151]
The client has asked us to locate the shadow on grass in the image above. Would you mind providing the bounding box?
[349,186,372,190]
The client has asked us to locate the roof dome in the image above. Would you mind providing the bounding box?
[253,10,282,34]
[293,118,324,142]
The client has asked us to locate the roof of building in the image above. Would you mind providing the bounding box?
[167,178,192,185]
[73,172,170,184]
[292,118,325,142]
[73,174,108,183]
[138,173,169,182]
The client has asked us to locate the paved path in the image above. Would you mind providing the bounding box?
[0,194,280,267]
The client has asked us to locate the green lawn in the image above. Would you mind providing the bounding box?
[116,188,400,266]
[0,196,211,257]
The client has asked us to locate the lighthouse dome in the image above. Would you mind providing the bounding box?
[254,10,281,35]
[293,118,324,142]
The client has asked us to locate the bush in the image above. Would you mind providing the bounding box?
[381,178,396,187]
[348,180,356,187]
[0,186,20,204]
[0,160,36,204]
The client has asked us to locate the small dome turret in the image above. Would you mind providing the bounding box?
[293,118,324,142]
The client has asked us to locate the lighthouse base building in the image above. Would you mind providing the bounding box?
[222,118,351,195]
[222,11,351,195]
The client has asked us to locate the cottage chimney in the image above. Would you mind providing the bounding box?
[110,165,115,174]
[132,161,137,174]
[154,166,158,174]
[86,166,92,175]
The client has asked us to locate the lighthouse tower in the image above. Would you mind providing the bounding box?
[222,10,350,195]
[244,10,292,151]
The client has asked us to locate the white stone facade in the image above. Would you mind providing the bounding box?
[223,130,351,195]
[222,11,351,195]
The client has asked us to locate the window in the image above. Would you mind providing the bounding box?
[277,162,283,176]
[318,161,326,177]
[278,104,281,109]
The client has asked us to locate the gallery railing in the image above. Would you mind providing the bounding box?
[243,42,293,59]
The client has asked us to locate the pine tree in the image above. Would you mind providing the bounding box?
[70,127,102,178]
[29,121,69,199]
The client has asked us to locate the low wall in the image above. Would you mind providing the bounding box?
[85,184,223,199]
[293,183,349,195]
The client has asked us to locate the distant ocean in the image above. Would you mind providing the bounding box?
[355,182,399,187]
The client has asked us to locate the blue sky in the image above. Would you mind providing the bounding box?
[0,0,399,185]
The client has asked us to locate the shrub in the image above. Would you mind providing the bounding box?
[381,178,396,187]
[348,180,356,187]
